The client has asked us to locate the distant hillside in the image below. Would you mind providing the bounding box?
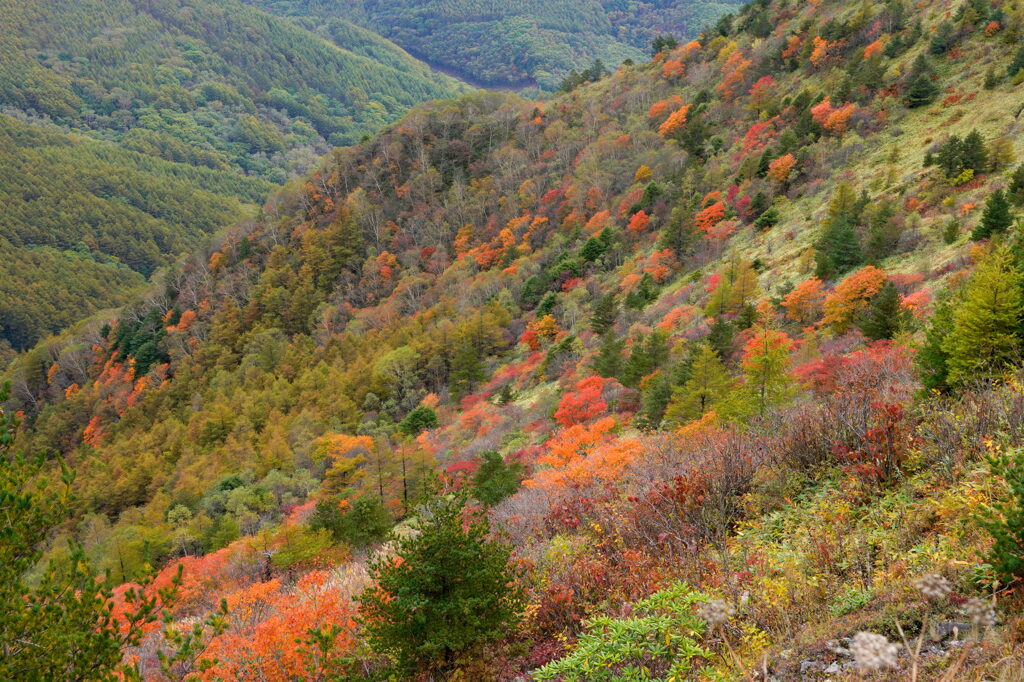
[0,0,466,182]
[0,0,466,352]
[0,114,272,353]
[247,0,744,89]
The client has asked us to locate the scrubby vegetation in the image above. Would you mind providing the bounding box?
[7,0,1024,678]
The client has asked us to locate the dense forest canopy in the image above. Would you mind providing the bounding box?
[0,0,466,351]
[245,0,745,89]
[6,0,1024,678]
[0,113,273,352]
[0,0,465,178]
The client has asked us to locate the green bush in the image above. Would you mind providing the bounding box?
[534,582,712,681]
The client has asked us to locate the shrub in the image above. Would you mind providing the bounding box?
[533,582,711,681]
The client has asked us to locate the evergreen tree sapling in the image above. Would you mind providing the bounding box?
[972,189,1014,240]
[859,281,907,340]
[357,493,524,675]
[981,447,1024,585]
[941,245,1022,385]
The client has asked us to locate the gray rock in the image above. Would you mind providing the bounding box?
[932,621,971,641]
[800,660,825,674]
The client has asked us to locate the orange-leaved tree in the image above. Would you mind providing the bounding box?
[822,266,888,333]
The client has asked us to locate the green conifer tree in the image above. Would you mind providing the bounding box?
[357,493,524,676]
[942,246,1022,385]
[859,281,907,340]
[906,55,940,108]
[664,344,731,424]
[972,189,1014,240]
[590,292,618,335]
[961,130,989,173]
[815,218,864,278]
[918,297,955,391]
[592,329,624,379]
[1008,164,1024,206]
[450,339,485,398]
[472,451,524,507]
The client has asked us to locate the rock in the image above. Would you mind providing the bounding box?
[800,660,825,674]
[826,639,850,656]
[932,621,971,641]
[823,663,841,674]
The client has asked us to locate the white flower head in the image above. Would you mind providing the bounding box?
[850,631,900,672]
[913,573,952,601]
[962,597,997,628]
[698,598,735,627]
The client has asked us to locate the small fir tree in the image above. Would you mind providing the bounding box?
[941,246,1022,385]
[972,189,1014,240]
[859,281,907,340]
[590,292,618,334]
[472,451,524,507]
[357,493,524,676]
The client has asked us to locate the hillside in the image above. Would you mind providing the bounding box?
[0,0,465,178]
[6,0,1024,679]
[0,114,273,355]
[246,0,744,89]
[0,0,466,351]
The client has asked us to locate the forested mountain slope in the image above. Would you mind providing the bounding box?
[246,0,744,89]
[0,114,272,355]
[0,0,465,352]
[0,0,464,175]
[7,0,1024,678]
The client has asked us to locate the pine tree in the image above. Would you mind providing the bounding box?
[357,493,524,676]
[664,343,731,424]
[398,406,439,437]
[942,218,961,244]
[906,55,940,108]
[638,370,673,429]
[625,273,659,309]
[472,451,523,507]
[961,130,989,173]
[580,236,605,262]
[592,329,624,378]
[980,447,1024,585]
[450,339,485,398]
[536,292,558,316]
[815,218,864,278]
[749,191,769,222]
[621,331,669,387]
[972,189,1014,240]
[942,246,1022,385]
[590,292,618,334]
[1008,164,1024,206]
[859,281,906,340]
[707,316,735,359]
[936,135,965,177]
[929,20,957,54]
[1007,44,1024,77]
[918,297,955,392]
[651,34,679,55]
[864,200,900,263]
